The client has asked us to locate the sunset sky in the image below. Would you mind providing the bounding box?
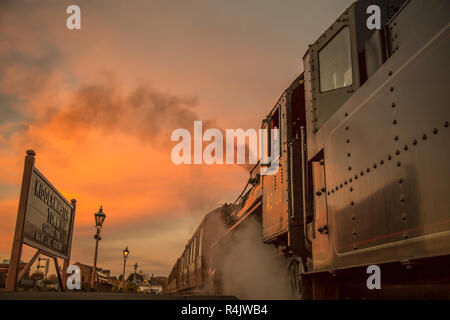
[0,0,353,277]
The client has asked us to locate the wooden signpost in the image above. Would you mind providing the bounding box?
[6,150,76,291]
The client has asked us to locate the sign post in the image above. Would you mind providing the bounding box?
[62,199,77,290]
[6,150,76,291]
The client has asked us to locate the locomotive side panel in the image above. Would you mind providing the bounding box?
[331,28,450,256]
[261,93,290,242]
[331,0,450,268]
[304,0,450,272]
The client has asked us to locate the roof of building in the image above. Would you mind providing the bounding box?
[74,261,104,272]
[147,276,167,285]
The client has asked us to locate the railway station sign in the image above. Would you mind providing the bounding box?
[23,167,74,259]
[6,150,76,291]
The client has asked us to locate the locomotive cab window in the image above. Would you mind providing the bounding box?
[262,107,281,165]
[269,108,281,157]
[319,27,353,92]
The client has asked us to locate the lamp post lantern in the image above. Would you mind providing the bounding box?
[91,206,106,289]
[122,246,129,291]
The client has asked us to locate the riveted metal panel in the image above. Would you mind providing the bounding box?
[320,0,450,270]
[328,89,401,253]
[311,160,333,270]
[261,92,290,241]
[388,0,447,56]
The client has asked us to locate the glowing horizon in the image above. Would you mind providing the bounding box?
[0,0,354,277]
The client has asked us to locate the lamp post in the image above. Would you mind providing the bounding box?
[134,262,138,289]
[122,246,129,291]
[91,206,106,289]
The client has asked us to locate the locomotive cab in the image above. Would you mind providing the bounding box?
[260,75,311,267]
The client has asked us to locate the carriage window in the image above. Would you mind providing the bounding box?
[319,27,353,92]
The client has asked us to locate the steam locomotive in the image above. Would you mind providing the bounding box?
[167,0,450,299]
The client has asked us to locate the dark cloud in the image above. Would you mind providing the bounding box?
[0,95,23,124]
[42,75,217,149]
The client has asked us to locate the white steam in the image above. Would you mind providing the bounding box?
[219,217,292,299]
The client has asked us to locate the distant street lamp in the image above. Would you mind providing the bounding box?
[91,206,106,289]
[122,247,129,290]
[134,262,138,288]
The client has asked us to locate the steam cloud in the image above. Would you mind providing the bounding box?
[219,217,292,299]
[47,76,215,148]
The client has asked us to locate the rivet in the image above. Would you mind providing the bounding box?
[397,161,401,167]
[345,126,349,130]
[345,112,348,117]
[393,119,398,125]
[336,186,339,190]
[366,168,370,173]
[353,244,357,250]
[388,155,392,160]
[347,153,351,157]
[403,145,408,151]
[348,166,352,171]
[328,192,330,195]
[332,189,334,193]
[390,87,394,92]
[433,128,438,134]
[394,136,399,141]
[346,139,350,143]
[351,201,355,206]
[380,160,384,165]
[349,178,353,182]
[352,229,357,236]
[373,164,377,169]
[354,175,358,180]
[400,197,405,202]
[350,187,353,192]
[445,121,449,128]
[391,102,396,108]
[340,184,343,188]
[422,134,427,140]
[351,214,356,221]
[402,233,408,239]
[344,180,348,185]
[388,71,392,76]
[396,150,400,155]
[398,178,403,184]
[401,214,407,220]
[412,139,417,145]
[360,171,364,176]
